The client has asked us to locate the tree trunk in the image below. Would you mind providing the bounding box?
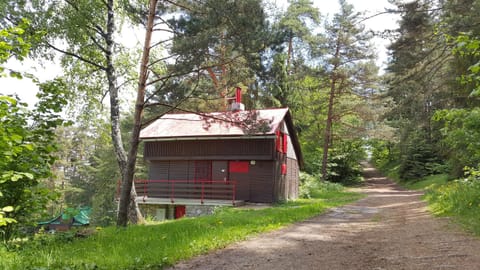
[286,32,293,75]
[116,0,158,227]
[102,0,139,225]
[321,78,336,180]
[321,38,341,180]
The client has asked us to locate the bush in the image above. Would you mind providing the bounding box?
[433,108,480,178]
[326,140,365,184]
[299,172,344,199]
[368,139,397,169]
[398,130,443,181]
[299,173,320,199]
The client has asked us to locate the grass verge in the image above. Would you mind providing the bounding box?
[403,174,449,190]
[424,177,480,236]
[378,162,480,237]
[1,184,362,270]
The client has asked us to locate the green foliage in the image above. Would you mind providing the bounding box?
[403,174,449,191]
[397,130,443,181]
[433,108,480,177]
[299,172,320,199]
[299,172,344,199]
[0,18,31,73]
[368,139,397,169]
[325,140,365,184]
[0,187,361,269]
[452,32,480,97]
[424,166,480,235]
[0,79,69,244]
[88,123,121,226]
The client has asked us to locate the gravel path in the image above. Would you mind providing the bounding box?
[168,164,480,270]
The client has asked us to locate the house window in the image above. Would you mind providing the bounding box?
[283,133,288,154]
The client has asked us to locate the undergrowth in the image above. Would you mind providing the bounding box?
[424,167,480,235]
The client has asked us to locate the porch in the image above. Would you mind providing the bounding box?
[129,180,243,206]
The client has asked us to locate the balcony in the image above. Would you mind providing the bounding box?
[119,180,242,206]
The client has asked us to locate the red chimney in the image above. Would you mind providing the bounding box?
[235,87,242,103]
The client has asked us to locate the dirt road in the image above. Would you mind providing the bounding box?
[168,165,480,270]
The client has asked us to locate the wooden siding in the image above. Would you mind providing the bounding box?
[229,170,250,201]
[271,154,299,201]
[148,160,277,203]
[145,138,299,203]
[286,157,299,199]
[148,161,169,180]
[144,139,275,161]
[273,152,286,202]
[148,161,196,182]
[248,161,275,203]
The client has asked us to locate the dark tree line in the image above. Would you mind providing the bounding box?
[376,0,480,180]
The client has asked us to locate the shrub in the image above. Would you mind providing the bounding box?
[368,139,397,169]
[326,140,365,184]
[299,172,344,199]
[299,173,320,199]
[398,130,442,180]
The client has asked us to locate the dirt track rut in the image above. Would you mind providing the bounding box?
[168,164,480,270]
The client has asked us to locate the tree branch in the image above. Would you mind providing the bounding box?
[44,41,107,71]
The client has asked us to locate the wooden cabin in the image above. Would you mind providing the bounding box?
[138,107,303,219]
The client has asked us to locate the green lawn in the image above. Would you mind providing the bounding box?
[1,187,362,270]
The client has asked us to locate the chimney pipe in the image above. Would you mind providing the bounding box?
[235,87,242,103]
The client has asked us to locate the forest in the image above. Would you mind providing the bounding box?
[1,0,480,256]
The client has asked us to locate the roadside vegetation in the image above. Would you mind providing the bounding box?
[370,140,480,237]
[0,178,362,270]
[365,0,480,239]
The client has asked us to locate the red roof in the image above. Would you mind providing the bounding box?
[140,108,289,140]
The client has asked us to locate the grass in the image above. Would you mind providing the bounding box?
[423,177,480,236]
[403,174,449,190]
[0,185,362,270]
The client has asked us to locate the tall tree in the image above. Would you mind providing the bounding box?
[317,0,376,179]
[279,0,320,74]
[2,0,269,226]
[383,0,451,179]
[118,0,269,226]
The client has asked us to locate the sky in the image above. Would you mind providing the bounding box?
[1,0,401,107]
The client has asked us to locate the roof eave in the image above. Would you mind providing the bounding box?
[140,134,276,142]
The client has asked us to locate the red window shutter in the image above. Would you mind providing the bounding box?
[229,161,249,173]
[276,130,281,152]
[283,133,288,153]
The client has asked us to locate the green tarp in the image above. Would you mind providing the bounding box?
[38,207,91,226]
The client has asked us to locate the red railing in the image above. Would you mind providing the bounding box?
[121,180,237,205]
